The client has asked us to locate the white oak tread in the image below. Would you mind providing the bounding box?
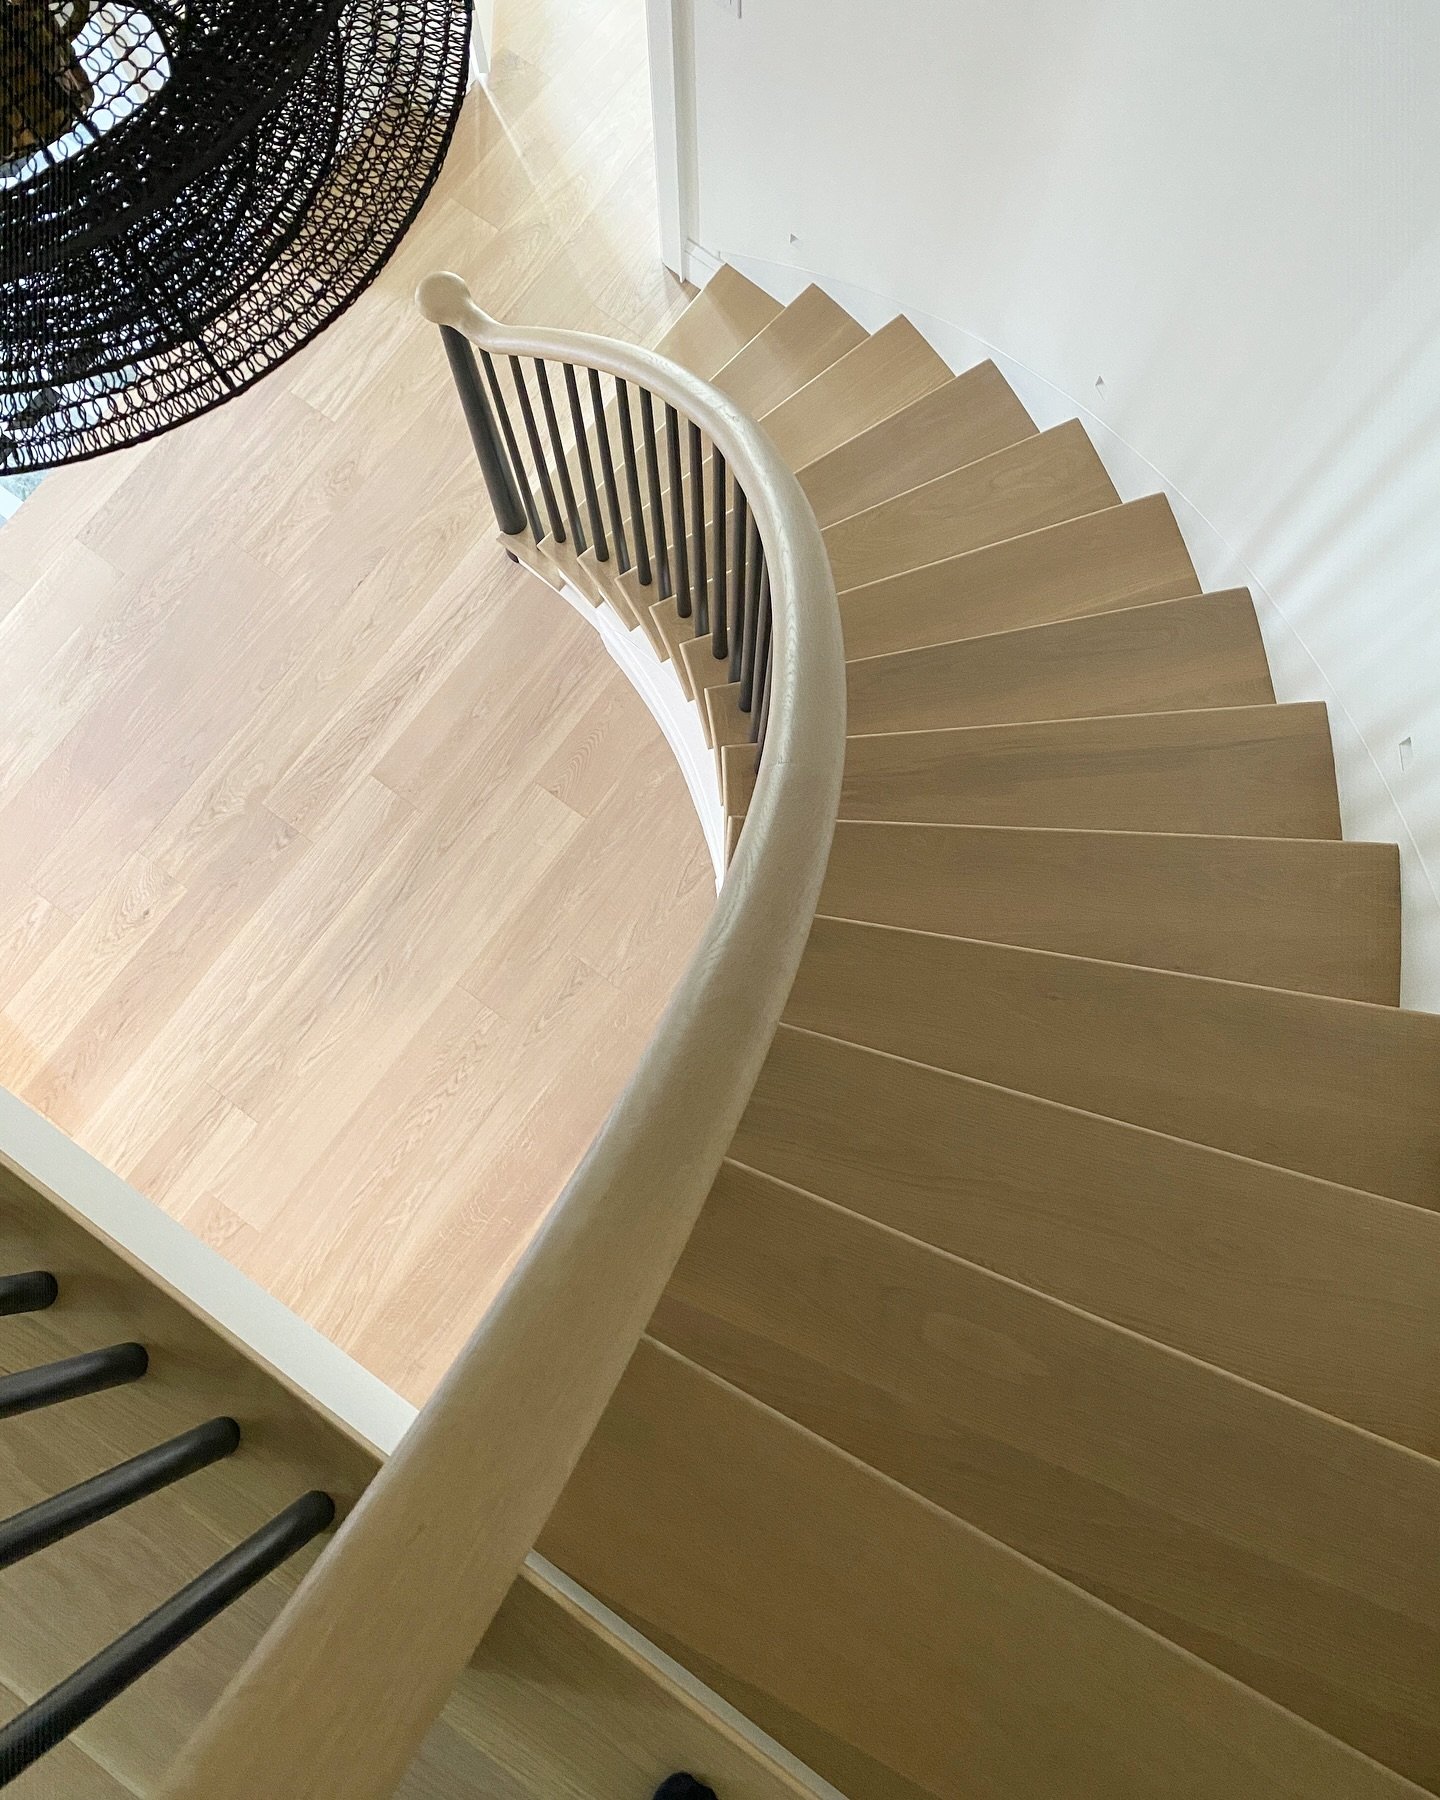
[756,316,953,472]
[653,265,783,380]
[734,1022,1440,1453]
[819,820,1401,999]
[722,703,1343,838]
[680,632,740,737]
[543,1338,1426,1800]
[836,494,1199,658]
[655,1161,1440,1785]
[649,596,698,694]
[823,421,1120,591]
[843,589,1274,735]
[797,362,1037,528]
[709,286,869,419]
[786,917,1440,1206]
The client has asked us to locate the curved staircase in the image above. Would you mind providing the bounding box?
[4,262,1437,1797]
[530,267,1440,1799]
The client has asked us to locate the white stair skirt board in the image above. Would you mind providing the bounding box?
[553,572,729,885]
[0,1083,839,1795]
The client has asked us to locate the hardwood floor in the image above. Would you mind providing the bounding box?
[0,0,712,1404]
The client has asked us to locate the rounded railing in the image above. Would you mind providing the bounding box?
[157,273,845,1799]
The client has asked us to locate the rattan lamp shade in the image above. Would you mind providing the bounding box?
[0,0,469,474]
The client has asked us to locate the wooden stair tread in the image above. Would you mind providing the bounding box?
[736,1021,1440,1453]
[798,363,1037,527]
[844,589,1274,735]
[653,265,783,379]
[710,286,869,418]
[823,421,1120,592]
[820,820,1400,1000]
[543,1339,1426,1800]
[757,316,952,472]
[722,703,1343,839]
[786,917,1440,1206]
[837,495,1198,657]
[656,1161,1440,1785]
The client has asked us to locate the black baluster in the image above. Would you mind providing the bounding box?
[0,1345,149,1422]
[563,364,608,561]
[665,406,691,617]
[755,648,773,757]
[739,525,764,712]
[437,327,527,536]
[588,369,630,573]
[0,1492,336,1787]
[0,1272,58,1318]
[749,565,772,744]
[615,379,652,587]
[0,1418,242,1569]
[478,350,541,541]
[728,489,749,684]
[639,389,668,594]
[535,360,586,551]
[688,421,708,635]
[711,450,728,661]
[511,358,566,543]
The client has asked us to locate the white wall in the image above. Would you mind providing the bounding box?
[672,0,1440,1007]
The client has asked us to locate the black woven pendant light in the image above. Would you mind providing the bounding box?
[0,0,470,475]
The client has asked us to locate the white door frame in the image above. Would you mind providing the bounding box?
[645,0,692,277]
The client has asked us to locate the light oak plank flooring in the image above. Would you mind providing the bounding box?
[0,0,713,1406]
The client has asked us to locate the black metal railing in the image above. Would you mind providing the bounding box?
[0,1268,335,1788]
[437,326,775,755]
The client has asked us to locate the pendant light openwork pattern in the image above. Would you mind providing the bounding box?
[0,0,470,474]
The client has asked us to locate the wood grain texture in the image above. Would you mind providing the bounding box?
[709,286,868,417]
[787,917,1440,1205]
[0,22,714,1406]
[654,265,782,378]
[543,1338,1427,1800]
[798,361,1037,527]
[723,702,1344,836]
[757,315,952,472]
[655,1162,1440,1784]
[819,819,1401,999]
[843,590,1274,735]
[823,421,1120,590]
[735,1022,1440,1452]
[836,493,1198,657]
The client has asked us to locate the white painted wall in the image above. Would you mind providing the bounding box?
[672,0,1440,1007]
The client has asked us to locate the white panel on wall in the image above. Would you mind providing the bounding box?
[676,0,1440,1006]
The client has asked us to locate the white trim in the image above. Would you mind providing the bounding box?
[0,1085,415,1456]
[468,0,493,84]
[552,574,727,884]
[645,0,689,277]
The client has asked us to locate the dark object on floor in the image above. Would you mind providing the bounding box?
[1,0,470,474]
[653,1776,720,1800]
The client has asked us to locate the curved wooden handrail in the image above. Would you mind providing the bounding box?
[159,273,845,1799]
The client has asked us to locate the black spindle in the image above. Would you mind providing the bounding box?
[563,364,609,561]
[739,523,764,712]
[0,1344,149,1422]
[665,406,691,617]
[688,421,708,635]
[0,1419,242,1570]
[588,369,630,573]
[0,1272,58,1318]
[728,489,749,684]
[615,380,652,587]
[750,565,772,744]
[639,389,667,594]
[711,450,729,661]
[479,351,542,541]
[0,1492,336,1787]
[438,327,527,536]
[509,358,566,543]
[535,361,586,551]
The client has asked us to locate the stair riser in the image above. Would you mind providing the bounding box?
[656,1164,1440,1787]
[819,822,1401,1000]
